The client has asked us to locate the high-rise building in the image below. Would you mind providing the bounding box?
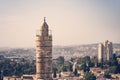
[98,40,113,63]
[36,18,52,80]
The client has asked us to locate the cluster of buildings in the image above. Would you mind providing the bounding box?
[90,68,120,80]
[98,40,113,63]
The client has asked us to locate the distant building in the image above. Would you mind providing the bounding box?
[36,18,52,80]
[98,40,113,62]
[3,75,35,80]
[60,72,74,77]
[72,62,77,73]
[3,76,21,80]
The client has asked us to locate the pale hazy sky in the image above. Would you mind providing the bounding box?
[0,0,120,48]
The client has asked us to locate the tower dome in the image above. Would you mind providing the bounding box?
[40,17,49,36]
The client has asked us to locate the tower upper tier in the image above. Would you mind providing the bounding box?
[40,17,49,36]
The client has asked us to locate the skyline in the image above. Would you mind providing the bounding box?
[0,0,120,48]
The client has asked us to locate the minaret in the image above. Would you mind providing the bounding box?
[36,18,52,80]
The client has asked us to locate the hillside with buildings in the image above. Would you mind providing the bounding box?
[0,43,120,61]
[1,43,120,80]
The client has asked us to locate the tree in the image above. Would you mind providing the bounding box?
[84,66,90,72]
[57,56,64,65]
[84,72,96,80]
[0,58,36,76]
[91,56,98,67]
[79,63,87,70]
[53,70,57,78]
[68,64,73,72]
[62,66,67,72]
[77,56,91,64]
[109,66,117,74]
[117,64,120,73]
[104,73,111,78]
[79,63,89,72]
[64,63,73,72]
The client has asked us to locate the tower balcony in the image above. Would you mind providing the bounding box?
[36,30,52,37]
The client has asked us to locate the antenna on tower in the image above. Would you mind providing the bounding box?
[44,17,46,22]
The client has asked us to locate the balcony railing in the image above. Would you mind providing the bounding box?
[36,30,52,36]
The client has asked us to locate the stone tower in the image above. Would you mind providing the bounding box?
[36,18,52,80]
